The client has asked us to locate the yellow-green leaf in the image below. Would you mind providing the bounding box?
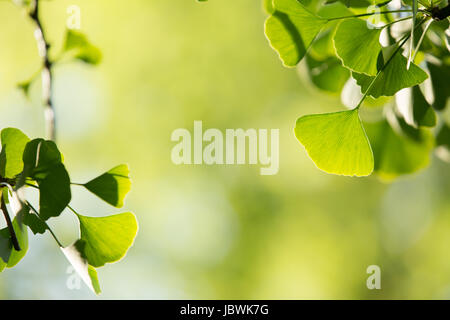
[265,0,327,67]
[84,164,131,208]
[77,212,138,267]
[334,18,382,76]
[352,48,428,98]
[294,109,374,176]
[0,128,30,179]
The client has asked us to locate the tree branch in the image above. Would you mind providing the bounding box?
[29,0,56,141]
[1,193,21,251]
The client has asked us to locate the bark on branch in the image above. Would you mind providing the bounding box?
[29,0,56,141]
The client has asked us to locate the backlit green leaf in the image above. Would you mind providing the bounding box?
[63,30,102,65]
[77,212,138,267]
[265,0,327,67]
[294,109,374,176]
[22,139,71,220]
[38,163,71,220]
[0,128,30,179]
[0,229,11,271]
[334,0,372,7]
[84,164,131,208]
[352,47,428,98]
[305,55,349,92]
[263,0,274,13]
[0,217,28,268]
[334,18,382,76]
[22,139,62,179]
[23,212,47,235]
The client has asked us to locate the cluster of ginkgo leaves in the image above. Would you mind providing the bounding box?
[1,1,137,295]
[0,128,137,294]
[261,0,450,179]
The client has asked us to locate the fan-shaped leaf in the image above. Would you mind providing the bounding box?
[0,217,28,268]
[0,128,30,179]
[63,30,102,65]
[265,0,327,67]
[305,55,349,92]
[294,109,374,176]
[23,212,47,235]
[334,18,382,76]
[84,164,131,208]
[22,139,62,179]
[352,47,428,98]
[38,163,71,220]
[76,212,138,267]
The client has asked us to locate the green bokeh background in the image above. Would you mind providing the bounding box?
[0,0,449,299]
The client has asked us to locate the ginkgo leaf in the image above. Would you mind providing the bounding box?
[294,109,374,176]
[0,229,11,271]
[305,55,349,93]
[0,190,29,269]
[23,212,47,235]
[341,77,392,108]
[334,18,382,76]
[352,47,428,98]
[364,114,434,180]
[63,30,102,65]
[395,86,436,128]
[76,212,138,267]
[334,0,372,6]
[17,80,32,98]
[22,139,71,220]
[0,128,30,179]
[38,163,71,220]
[0,217,28,268]
[84,164,131,208]
[61,241,101,294]
[265,0,327,67]
[263,0,274,13]
[22,139,62,179]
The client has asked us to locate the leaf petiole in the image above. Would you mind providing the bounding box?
[26,201,64,248]
[67,204,81,217]
[411,19,433,63]
[380,16,413,29]
[327,9,413,21]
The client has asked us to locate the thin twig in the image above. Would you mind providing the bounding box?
[1,194,21,251]
[380,16,413,29]
[28,0,56,141]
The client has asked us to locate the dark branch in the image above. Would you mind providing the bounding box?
[29,0,56,141]
[1,194,21,251]
[432,4,450,21]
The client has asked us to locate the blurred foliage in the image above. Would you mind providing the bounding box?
[0,0,448,299]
